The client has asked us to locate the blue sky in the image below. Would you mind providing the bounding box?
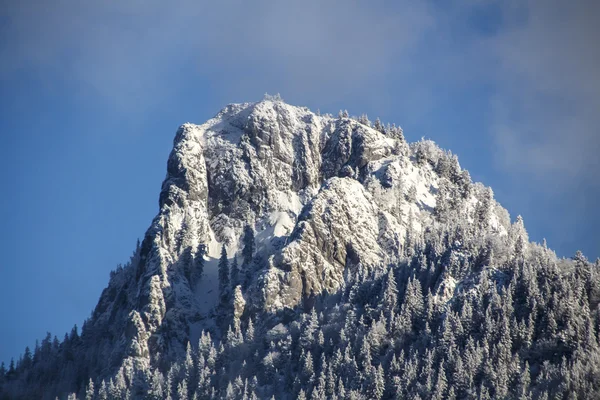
[0,0,598,365]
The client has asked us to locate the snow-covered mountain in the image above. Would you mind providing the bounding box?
[2,98,599,400]
[127,99,502,356]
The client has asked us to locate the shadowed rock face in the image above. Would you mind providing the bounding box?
[320,119,397,180]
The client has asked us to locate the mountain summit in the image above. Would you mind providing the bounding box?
[2,99,599,400]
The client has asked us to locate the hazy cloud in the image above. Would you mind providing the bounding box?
[0,1,436,111]
[488,0,600,189]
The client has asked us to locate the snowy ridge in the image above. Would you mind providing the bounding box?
[119,100,513,356]
[126,99,513,359]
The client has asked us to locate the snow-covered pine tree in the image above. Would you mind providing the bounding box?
[230,255,239,288]
[218,244,229,302]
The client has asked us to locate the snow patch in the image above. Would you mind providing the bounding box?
[194,256,220,315]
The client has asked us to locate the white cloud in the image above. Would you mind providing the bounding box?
[0,1,436,112]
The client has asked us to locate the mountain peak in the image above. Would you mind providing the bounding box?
[154,99,506,318]
[5,100,598,400]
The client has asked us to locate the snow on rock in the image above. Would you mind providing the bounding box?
[84,98,514,372]
[194,257,220,315]
[233,286,246,319]
[434,274,458,304]
[262,177,389,310]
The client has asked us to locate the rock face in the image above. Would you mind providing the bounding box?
[262,177,387,310]
[84,99,509,372]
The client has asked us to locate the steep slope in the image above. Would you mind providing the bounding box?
[132,100,422,357]
[2,99,599,400]
[125,99,498,355]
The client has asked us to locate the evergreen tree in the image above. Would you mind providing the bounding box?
[193,243,206,284]
[475,187,493,231]
[434,180,450,222]
[242,225,255,267]
[181,246,194,283]
[300,309,319,350]
[21,346,32,370]
[373,364,385,400]
[358,114,370,126]
[374,118,384,133]
[242,225,255,288]
[177,380,188,400]
[297,388,307,400]
[245,318,255,343]
[6,359,14,380]
[184,342,194,388]
[381,268,398,317]
[218,244,230,300]
[230,255,239,288]
[148,369,164,400]
[407,184,417,203]
[301,351,314,385]
[432,362,447,400]
[98,380,108,400]
[85,378,95,400]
